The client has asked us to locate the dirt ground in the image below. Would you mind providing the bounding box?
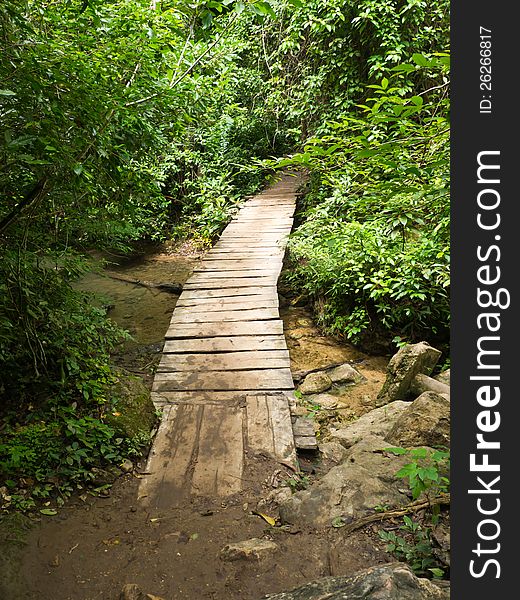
[1,248,396,600]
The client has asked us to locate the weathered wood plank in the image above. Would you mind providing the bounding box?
[163,335,287,353]
[219,233,289,241]
[165,320,283,338]
[225,226,290,233]
[157,350,290,372]
[191,405,244,496]
[196,260,281,270]
[184,277,277,289]
[201,247,284,264]
[245,394,274,454]
[169,307,279,323]
[175,296,278,309]
[179,286,278,299]
[246,394,297,465]
[189,269,279,280]
[138,404,201,507]
[214,239,285,245]
[153,368,294,391]
[151,391,246,406]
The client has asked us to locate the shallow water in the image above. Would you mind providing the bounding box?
[76,251,199,346]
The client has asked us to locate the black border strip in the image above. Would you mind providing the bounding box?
[451,1,514,594]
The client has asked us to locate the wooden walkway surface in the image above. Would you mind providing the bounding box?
[139,173,299,508]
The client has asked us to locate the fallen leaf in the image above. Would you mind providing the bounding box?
[40,508,57,516]
[252,511,277,527]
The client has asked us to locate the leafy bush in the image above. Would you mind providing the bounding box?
[270,53,449,348]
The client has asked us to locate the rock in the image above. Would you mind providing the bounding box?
[432,521,451,567]
[120,459,134,473]
[299,372,332,395]
[260,563,449,599]
[387,392,450,448]
[220,538,279,561]
[91,467,119,487]
[376,342,442,406]
[265,487,293,506]
[119,584,165,600]
[410,374,450,398]
[329,401,409,449]
[327,363,365,385]
[435,369,451,385]
[105,368,156,440]
[279,436,410,527]
[310,393,338,409]
[318,441,347,464]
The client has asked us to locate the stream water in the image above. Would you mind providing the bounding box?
[75,246,201,382]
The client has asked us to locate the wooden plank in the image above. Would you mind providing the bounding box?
[179,286,278,299]
[231,217,293,222]
[138,404,201,508]
[191,405,244,496]
[204,253,284,260]
[269,394,298,463]
[169,307,279,323]
[175,296,278,309]
[163,335,287,353]
[189,269,279,280]
[245,394,274,454]
[219,233,288,241]
[245,393,297,465]
[165,320,283,338]
[151,391,246,405]
[205,249,284,254]
[184,277,277,289]
[225,225,290,233]
[153,368,294,391]
[157,350,290,372]
[214,240,285,246]
[196,260,281,270]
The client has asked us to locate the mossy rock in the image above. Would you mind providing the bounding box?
[105,368,156,440]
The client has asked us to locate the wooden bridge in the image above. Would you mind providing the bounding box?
[139,173,302,508]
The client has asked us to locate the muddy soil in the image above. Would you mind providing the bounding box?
[2,246,394,600]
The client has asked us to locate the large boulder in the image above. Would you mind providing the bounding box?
[386,392,450,448]
[329,401,409,449]
[279,436,410,528]
[377,342,442,406]
[260,563,449,600]
[105,368,156,440]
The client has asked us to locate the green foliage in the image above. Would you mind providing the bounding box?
[378,447,450,579]
[285,473,310,493]
[268,51,449,347]
[379,517,445,578]
[386,447,450,501]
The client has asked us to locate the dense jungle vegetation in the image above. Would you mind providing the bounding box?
[0,0,449,508]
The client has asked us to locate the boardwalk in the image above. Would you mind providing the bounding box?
[139,173,300,508]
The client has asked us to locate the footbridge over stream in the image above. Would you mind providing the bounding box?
[139,173,307,508]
